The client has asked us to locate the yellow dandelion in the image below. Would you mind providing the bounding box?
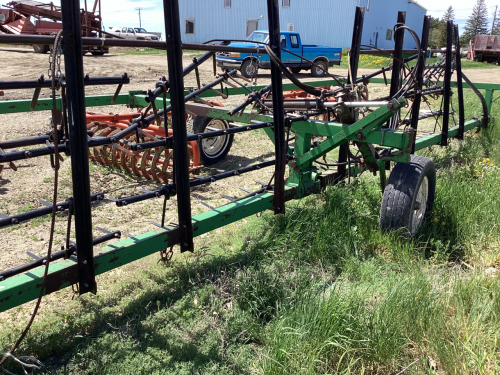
[434,218,439,223]
[442,222,446,226]
[487,158,490,162]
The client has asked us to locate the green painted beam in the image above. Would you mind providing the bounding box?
[414,118,482,151]
[295,99,404,167]
[0,94,130,114]
[0,189,297,312]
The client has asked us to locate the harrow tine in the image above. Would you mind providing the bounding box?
[169,222,178,226]
[200,200,215,210]
[96,226,113,235]
[26,251,42,260]
[122,231,136,238]
[238,187,253,194]
[151,221,167,228]
[221,195,236,202]
[254,180,268,187]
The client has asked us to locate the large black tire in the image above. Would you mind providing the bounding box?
[240,59,258,78]
[380,155,436,236]
[311,60,327,77]
[33,44,49,54]
[291,67,301,74]
[193,116,234,166]
[91,51,105,56]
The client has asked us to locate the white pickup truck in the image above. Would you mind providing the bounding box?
[109,27,160,41]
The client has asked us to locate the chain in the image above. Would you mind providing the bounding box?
[48,34,63,89]
[158,246,174,263]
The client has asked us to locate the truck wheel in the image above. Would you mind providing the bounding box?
[193,116,234,166]
[33,44,49,54]
[291,67,301,74]
[311,60,328,77]
[241,60,258,78]
[379,155,436,236]
[91,52,105,56]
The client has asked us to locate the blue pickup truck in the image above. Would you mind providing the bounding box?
[216,31,342,78]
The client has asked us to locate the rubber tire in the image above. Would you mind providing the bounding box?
[240,59,258,78]
[33,44,49,54]
[291,67,301,74]
[193,116,234,166]
[380,155,436,236]
[311,60,327,77]
[91,52,105,56]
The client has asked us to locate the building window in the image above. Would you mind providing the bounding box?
[282,0,290,8]
[287,23,294,31]
[386,28,393,40]
[290,34,299,48]
[186,19,195,35]
[224,0,231,8]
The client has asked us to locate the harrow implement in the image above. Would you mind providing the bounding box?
[0,0,498,316]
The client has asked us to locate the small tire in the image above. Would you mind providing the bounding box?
[241,59,258,78]
[33,44,49,54]
[311,60,327,77]
[291,67,301,74]
[193,116,234,166]
[91,51,105,56]
[380,155,436,236]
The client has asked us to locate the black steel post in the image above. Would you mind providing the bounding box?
[410,15,431,152]
[266,0,286,214]
[61,0,96,294]
[163,0,193,252]
[388,11,406,129]
[340,6,365,180]
[454,24,465,140]
[441,21,453,146]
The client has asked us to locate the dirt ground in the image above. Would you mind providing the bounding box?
[0,45,499,276]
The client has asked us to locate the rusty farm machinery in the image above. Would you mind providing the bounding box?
[0,0,498,317]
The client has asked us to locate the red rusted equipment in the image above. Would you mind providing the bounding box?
[467,35,500,64]
[85,112,202,183]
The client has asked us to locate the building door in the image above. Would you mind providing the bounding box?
[246,19,259,37]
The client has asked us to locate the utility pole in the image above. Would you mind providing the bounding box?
[491,5,498,35]
[136,7,142,28]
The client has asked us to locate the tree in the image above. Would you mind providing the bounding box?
[437,6,455,47]
[461,0,489,44]
[492,7,500,36]
[428,16,443,49]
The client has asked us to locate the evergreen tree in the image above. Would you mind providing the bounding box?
[462,0,489,44]
[428,16,443,49]
[438,6,455,47]
[492,7,500,36]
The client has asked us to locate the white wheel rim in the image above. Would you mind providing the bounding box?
[245,63,256,76]
[410,176,429,235]
[202,119,228,158]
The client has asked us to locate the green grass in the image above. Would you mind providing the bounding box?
[331,50,500,70]
[1,88,500,374]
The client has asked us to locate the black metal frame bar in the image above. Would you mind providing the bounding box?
[388,11,406,129]
[61,0,96,294]
[163,0,193,252]
[454,24,465,139]
[266,0,286,215]
[409,15,431,152]
[0,75,129,90]
[441,20,453,146]
[340,6,365,179]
